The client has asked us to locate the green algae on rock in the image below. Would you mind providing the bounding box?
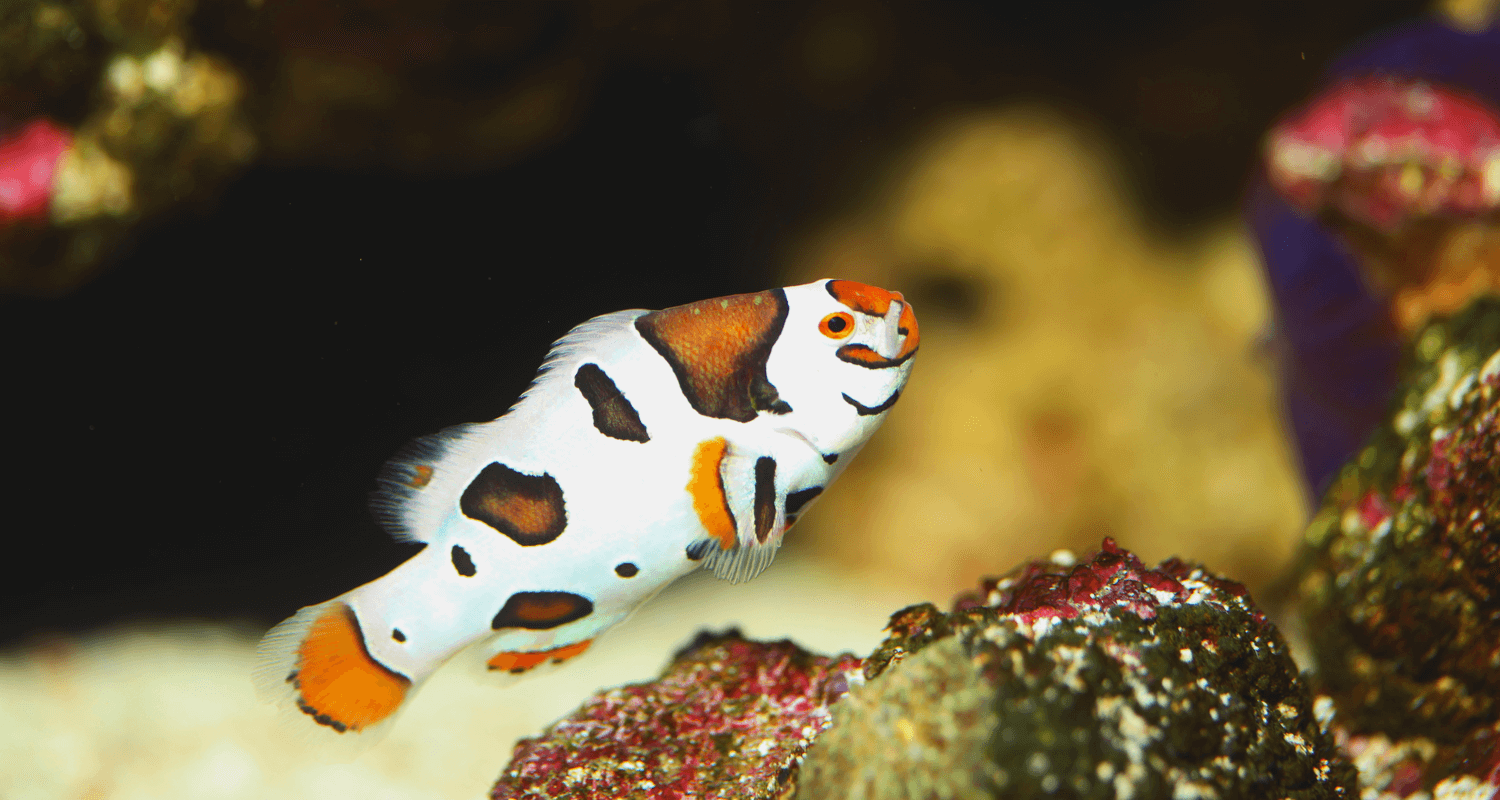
[798,540,1356,799]
[491,630,861,800]
[1290,298,1500,797]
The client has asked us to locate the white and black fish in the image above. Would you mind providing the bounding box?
[255,279,918,740]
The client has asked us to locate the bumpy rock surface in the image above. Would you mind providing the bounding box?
[492,542,1355,798]
[491,631,860,800]
[798,540,1356,799]
[1291,298,1500,797]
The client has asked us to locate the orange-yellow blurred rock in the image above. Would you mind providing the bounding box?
[784,106,1307,602]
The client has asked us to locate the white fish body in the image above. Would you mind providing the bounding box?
[255,279,918,740]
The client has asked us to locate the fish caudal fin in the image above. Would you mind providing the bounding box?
[254,599,414,754]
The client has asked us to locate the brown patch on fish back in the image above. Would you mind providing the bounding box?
[635,289,790,421]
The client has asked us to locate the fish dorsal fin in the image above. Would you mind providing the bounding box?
[368,310,645,543]
[368,422,480,544]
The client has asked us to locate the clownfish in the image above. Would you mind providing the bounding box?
[254,279,918,741]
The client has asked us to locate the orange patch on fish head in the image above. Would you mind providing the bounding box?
[826,279,898,316]
[827,280,919,361]
[292,604,409,733]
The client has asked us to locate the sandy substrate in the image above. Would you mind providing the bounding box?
[0,556,919,800]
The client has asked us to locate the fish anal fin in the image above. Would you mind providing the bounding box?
[486,639,593,674]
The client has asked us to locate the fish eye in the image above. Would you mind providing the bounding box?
[819,312,855,339]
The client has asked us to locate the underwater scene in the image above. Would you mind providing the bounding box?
[3,2,1500,798]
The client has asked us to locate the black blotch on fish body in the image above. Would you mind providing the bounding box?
[753,456,777,543]
[615,562,639,578]
[451,544,476,577]
[575,363,651,442]
[843,389,901,416]
[460,462,568,546]
[392,628,406,642]
[685,539,715,561]
[749,376,792,415]
[785,486,824,525]
[492,591,594,630]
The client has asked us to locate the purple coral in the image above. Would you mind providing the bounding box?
[1246,19,1500,494]
[491,632,860,800]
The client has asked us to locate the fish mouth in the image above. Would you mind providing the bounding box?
[842,389,902,416]
[836,343,917,369]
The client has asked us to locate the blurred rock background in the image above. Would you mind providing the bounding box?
[2,0,1485,797]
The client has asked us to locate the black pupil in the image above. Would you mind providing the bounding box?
[827,316,847,332]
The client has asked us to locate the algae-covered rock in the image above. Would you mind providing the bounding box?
[1289,298,1500,797]
[491,631,860,800]
[798,540,1356,799]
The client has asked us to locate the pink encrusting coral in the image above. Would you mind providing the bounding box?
[953,537,1220,625]
[491,633,861,800]
[0,118,71,225]
[1267,77,1500,232]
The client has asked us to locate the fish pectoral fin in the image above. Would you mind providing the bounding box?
[697,441,787,584]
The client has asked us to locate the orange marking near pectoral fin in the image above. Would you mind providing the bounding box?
[826,279,896,316]
[688,437,737,549]
[291,604,410,733]
[487,639,594,674]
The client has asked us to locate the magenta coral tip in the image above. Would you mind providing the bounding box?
[0,119,72,226]
[1267,78,1500,231]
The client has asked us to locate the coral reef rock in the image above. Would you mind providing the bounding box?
[491,631,860,800]
[1291,297,1500,798]
[495,541,1356,798]
[798,540,1356,799]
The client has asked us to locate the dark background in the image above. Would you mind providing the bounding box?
[0,0,1429,646]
